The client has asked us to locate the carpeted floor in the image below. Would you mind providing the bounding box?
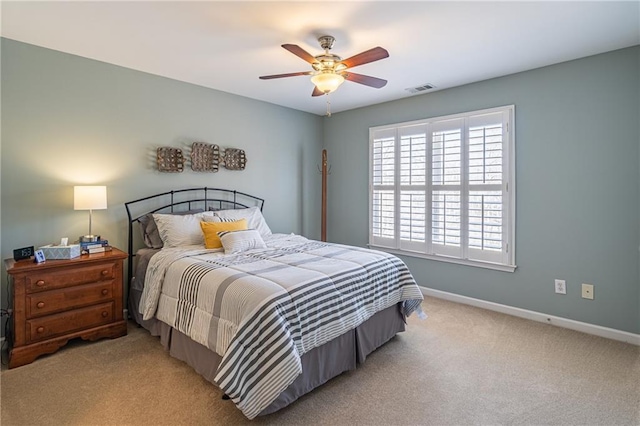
[1,296,639,425]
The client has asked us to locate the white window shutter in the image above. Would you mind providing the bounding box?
[370,128,397,248]
[398,124,427,252]
[467,111,508,264]
[430,119,463,258]
[369,106,515,270]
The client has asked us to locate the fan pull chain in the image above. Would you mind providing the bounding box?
[325,93,332,117]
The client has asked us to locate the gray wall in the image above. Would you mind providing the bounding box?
[323,46,640,334]
[1,39,323,321]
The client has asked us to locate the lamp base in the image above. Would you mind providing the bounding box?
[79,235,100,243]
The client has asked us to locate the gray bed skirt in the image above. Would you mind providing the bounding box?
[129,287,406,416]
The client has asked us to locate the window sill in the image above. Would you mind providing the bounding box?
[368,245,517,273]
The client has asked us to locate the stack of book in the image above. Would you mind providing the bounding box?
[80,239,112,255]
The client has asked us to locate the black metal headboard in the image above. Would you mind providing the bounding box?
[124,187,264,285]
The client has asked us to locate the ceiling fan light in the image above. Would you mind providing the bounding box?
[311,72,345,94]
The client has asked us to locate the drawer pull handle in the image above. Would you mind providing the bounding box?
[102,311,109,318]
[36,280,45,287]
[101,270,110,276]
[36,302,45,309]
[36,327,44,333]
[101,289,108,296]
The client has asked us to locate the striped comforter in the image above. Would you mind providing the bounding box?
[140,234,424,418]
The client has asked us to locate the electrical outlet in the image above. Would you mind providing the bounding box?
[582,283,594,300]
[554,279,566,294]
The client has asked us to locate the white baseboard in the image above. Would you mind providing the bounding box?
[420,286,640,346]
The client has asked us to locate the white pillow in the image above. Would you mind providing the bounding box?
[213,206,272,237]
[153,211,215,248]
[218,229,267,254]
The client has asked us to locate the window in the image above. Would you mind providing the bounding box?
[369,105,515,272]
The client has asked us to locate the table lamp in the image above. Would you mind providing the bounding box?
[74,185,107,243]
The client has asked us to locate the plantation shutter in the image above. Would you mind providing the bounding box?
[430,118,463,258]
[370,128,396,248]
[368,105,515,271]
[399,124,428,252]
[466,111,509,264]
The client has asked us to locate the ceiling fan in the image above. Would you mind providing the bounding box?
[259,35,389,97]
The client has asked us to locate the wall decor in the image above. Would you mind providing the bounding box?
[222,148,247,170]
[157,147,184,172]
[191,142,220,172]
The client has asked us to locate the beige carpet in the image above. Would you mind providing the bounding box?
[1,296,639,425]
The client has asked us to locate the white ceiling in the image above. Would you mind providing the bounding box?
[2,1,639,116]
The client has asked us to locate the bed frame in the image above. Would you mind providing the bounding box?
[124,187,406,417]
[124,187,264,286]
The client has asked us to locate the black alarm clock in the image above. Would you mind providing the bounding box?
[13,246,35,261]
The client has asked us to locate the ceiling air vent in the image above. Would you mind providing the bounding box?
[406,83,436,94]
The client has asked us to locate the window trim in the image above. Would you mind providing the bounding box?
[369,105,517,272]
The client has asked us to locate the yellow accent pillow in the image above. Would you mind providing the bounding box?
[200,219,248,249]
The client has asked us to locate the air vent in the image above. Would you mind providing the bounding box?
[406,83,436,94]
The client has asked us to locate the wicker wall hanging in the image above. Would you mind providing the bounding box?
[221,148,247,170]
[190,142,220,172]
[156,147,184,172]
[156,144,246,172]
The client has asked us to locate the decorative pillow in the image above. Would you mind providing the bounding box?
[200,219,248,249]
[138,209,204,248]
[213,206,272,237]
[218,229,267,254]
[152,211,214,248]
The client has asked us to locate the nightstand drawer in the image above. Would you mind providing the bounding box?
[26,281,114,318]
[25,263,116,293]
[26,302,114,343]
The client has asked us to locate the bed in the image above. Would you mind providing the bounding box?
[125,188,424,419]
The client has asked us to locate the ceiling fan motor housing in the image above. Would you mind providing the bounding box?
[313,36,346,73]
[312,54,346,72]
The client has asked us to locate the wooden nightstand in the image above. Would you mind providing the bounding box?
[4,247,128,368]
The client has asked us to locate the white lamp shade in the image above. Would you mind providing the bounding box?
[74,186,107,210]
[311,72,345,94]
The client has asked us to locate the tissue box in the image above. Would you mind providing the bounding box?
[38,244,81,260]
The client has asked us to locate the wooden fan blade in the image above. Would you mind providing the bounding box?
[341,47,389,69]
[312,86,324,97]
[343,72,387,88]
[282,44,317,64]
[259,71,312,80]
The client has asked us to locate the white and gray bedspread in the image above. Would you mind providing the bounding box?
[139,234,424,418]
